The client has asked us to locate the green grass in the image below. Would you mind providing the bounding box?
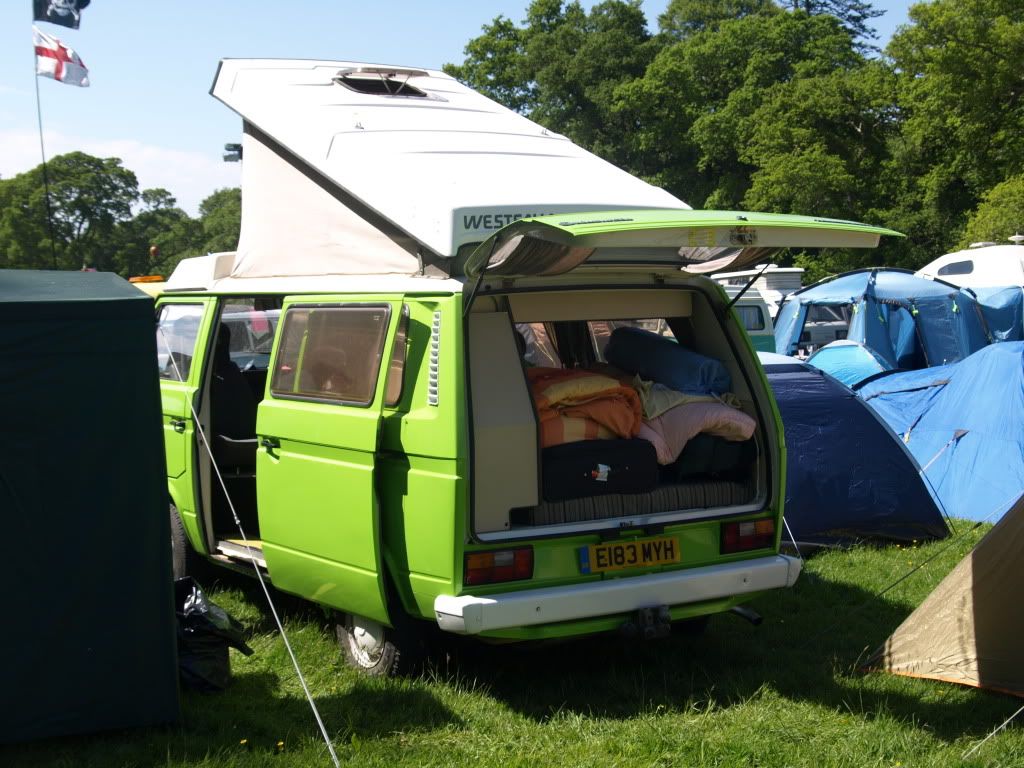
[6,524,1023,767]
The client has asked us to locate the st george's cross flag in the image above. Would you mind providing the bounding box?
[33,26,90,87]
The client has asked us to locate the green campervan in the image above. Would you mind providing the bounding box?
[158,59,897,675]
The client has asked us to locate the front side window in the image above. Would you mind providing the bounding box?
[156,303,204,381]
[270,305,391,405]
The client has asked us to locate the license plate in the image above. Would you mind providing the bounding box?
[578,536,680,574]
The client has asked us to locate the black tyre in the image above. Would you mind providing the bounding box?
[337,613,423,677]
[169,502,204,580]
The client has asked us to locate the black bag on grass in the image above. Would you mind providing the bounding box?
[174,577,254,692]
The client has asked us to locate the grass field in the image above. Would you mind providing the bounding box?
[6,523,1023,768]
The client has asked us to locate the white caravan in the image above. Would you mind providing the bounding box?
[916,235,1024,288]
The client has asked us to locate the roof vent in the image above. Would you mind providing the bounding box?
[1009,233,1024,246]
[968,241,998,248]
[334,66,430,97]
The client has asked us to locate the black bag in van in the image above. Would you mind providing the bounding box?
[541,438,659,502]
[660,433,756,482]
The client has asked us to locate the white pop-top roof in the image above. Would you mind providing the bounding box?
[916,236,1024,288]
[211,59,687,277]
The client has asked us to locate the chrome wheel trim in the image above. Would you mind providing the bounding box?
[346,616,386,667]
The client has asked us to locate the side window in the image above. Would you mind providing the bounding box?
[270,304,391,405]
[219,305,281,371]
[937,259,974,276]
[156,303,204,381]
[736,304,766,331]
[384,306,409,407]
[515,322,561,368]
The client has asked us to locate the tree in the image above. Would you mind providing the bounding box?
[444,15,534,113]
[615,11,872,208]
[779,0,882,47]
[740,61,897,217]
[445,1,659,168]
[658,0,776,39]
[0,152,138,271]
[198,187,241,255]
[960,175,1024,248]
[110,188,202,277]
[882,0,1024,266]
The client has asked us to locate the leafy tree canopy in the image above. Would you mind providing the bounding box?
[615,10,876,211]
[658,0,777,39]
[0,152,138,271]
[778,0,882,46]
[198,187,242,255]
[960,175,1024,249]
[0,153,241,277]
[882,0,1024,264]
[446,0,660,169]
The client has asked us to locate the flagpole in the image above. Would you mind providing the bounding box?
[32,35,59,270]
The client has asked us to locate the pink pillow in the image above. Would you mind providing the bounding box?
[642,403,756,464]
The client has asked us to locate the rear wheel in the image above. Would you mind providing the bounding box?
[337,613,422,677]
[169,503,204,580]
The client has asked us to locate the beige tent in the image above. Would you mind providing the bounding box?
[867,493,1024,698]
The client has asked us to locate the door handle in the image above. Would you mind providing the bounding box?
[170,419,186,433]
[260,437,280,450]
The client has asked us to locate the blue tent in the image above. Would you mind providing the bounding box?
[759,352,950,545]
[806,340,890,387]
[857,342,1024,523]
[775,269,991,369]
[973,285,1024,342]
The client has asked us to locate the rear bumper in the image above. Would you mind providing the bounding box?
[434,554,801,635]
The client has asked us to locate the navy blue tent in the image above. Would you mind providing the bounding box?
[775,269,991,371]
[857,342,1024,523]
[759,353,950,545]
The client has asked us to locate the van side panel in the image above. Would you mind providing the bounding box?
[379,295,466,618]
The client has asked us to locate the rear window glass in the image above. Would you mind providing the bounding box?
[156,303,204,381]
[799,304,853,352]
[735,304,766,331]
[588,319,675,362]
[270,305,391,405]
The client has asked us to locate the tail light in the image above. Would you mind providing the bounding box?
[464,547,533,586]
[721,519,775,554]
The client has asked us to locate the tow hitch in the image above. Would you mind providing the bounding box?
[621,605,672,640]
[729,605,763,626]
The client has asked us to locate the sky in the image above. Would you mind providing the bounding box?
[0,1,915,216]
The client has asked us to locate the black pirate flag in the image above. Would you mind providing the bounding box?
[33,0,91,30]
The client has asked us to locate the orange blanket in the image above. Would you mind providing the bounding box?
[527,367,642,447]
